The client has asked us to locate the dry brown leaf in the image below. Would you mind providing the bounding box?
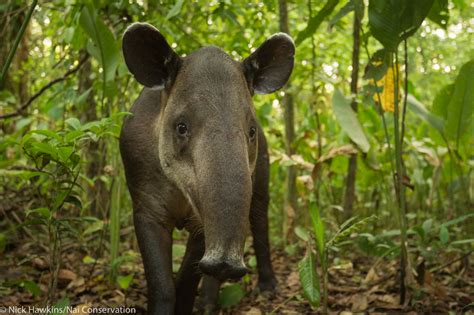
[377,294,398,306]
[243,307,262,315]
[364,267,380,284]
[286,271,300,289]
[350,293,368,312]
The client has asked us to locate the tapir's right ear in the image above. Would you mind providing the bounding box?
[122,23,180,89]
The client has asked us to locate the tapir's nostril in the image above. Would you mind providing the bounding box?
[199,258,248,280]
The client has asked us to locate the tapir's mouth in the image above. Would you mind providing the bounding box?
[199,255,248,280]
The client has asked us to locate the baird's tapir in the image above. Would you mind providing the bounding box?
[119,22,295,314]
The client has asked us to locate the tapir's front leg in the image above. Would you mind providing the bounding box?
[134,210,174,315]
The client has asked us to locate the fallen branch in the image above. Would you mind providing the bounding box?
[0,55,89,119]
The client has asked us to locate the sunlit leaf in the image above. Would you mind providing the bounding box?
[117,274,134,290]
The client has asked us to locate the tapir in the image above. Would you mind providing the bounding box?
[119,22,295,314]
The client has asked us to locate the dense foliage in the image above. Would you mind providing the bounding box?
[0,0,472,313]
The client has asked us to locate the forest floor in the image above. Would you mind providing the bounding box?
[1,237,472,314]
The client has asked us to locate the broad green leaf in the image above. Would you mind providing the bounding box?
[439,225,449,244]
[422,219,433,237]
[369,0,434,51]
[428,0,449,29]
[218,284,245,308]
[445,60,474,148]
[117,274,134,290]
[166,0,185,20]
[83,219,104,235]
[332,89,370,153]
[22,280,41,297]
[296,0,339,45]
[79,5,119,82]
[31,129,61,141]
[432,83,454,120]
[65,117,81,130]
[295,226,310,242]
[31,142,58,159]
[298,249,320,306]
[407,94,444,134]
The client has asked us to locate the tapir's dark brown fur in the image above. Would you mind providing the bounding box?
[120,23,295,315]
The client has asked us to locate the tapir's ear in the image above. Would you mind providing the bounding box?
[122,23,180,89]
[243,33,295,94]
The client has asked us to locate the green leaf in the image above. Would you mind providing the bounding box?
[427,0,449,29]
[298,249,320,306]
[22,280,41,297]
[52,297,69,315]
[295,226,310,242]
[26,207,51,219]
[369,0,434,51]
[442,213,474,227]
[439,225,449,244]
[218,284,245,308]
[79,4,119,82]
[31,142,58,159]
[65,117,81,130]
[328,0,355,28]
[31,130,61,141]
[422,219,433,237]
[329,0,364,28]
[296,0,340,45]
[117,274,134,290]
[332,89,370,153]
[432,83,454,120]
[166,0,185,20]
[445,60,474,148]
[309,203,325,264]
[0,233,6,253]
[83,219,104,235]
[407,94,444,135]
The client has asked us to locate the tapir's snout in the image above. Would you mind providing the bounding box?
[199,254,248,280]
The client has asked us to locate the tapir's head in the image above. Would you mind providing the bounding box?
[122,23,294,280]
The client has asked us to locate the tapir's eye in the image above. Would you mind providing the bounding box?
[249,127,257,140]
[176,122,188,137]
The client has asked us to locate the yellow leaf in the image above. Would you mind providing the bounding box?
[372,65,401,113]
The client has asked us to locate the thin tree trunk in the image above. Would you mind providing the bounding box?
[342,8,361,221]
[279,0,298,241]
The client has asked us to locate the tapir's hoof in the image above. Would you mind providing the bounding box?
[257,276,278,293]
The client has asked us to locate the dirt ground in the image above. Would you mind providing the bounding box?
[1,238,472,314]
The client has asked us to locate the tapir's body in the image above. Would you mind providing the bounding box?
[119,23,294,315]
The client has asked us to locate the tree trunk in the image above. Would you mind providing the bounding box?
[278,0,298,240]
[342,8,361,221]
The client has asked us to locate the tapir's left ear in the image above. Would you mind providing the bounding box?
[122,23,181,89]
[243,33,295,94]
